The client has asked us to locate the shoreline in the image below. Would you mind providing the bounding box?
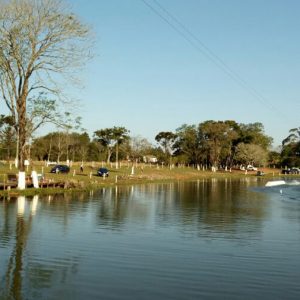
[1,165,298,198]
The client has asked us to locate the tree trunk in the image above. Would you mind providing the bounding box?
[47,138,52,163]
[17,94,27,171]
[57,133,61,163]
[107,147,112,163]
[116,143,119,169]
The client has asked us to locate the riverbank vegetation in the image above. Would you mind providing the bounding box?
[1,118,298,170]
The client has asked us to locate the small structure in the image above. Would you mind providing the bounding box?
[143,155,158,164]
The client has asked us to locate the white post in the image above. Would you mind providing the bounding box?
[18,171,26,190]
[131,166,134,175]
[31,171,39,188]
[24,159,29,172]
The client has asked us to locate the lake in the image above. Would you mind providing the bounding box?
[1,178,300,299]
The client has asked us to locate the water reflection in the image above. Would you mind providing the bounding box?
[1,179,298,300]
[0,194,83,300]
[1,196,33,300]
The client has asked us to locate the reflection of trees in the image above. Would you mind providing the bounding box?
[6,215,26,300]
[154,179,268,237]
[96,186,149,229]
[0,196,79,300]
[0,198,16,247]
[0,181,273,298]
[92,179,268,236]
[91,179,269,236]
[0,197,33,300]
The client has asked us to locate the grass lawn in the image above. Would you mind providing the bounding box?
[0,161,289,197]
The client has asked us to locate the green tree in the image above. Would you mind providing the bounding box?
[112,127,130,168]
[155,131,177,165]
[198,120,236,168]
[174,124,202,165]
[282,127,300,145]
[73,132,90,162]
[31,131,91,162]
[0,115,16,160]
[268,150,281,168]
[238,122,272,150]
[281,127,300,167]
[94,128,114,163]
[87,140,107,162]
[281,143,300,167]
[94,127,130,164]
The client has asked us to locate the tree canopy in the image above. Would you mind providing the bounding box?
[94,127,130,163]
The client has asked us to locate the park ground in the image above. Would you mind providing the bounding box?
[0,161,295,197]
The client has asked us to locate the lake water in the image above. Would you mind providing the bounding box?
[1,178,300,300]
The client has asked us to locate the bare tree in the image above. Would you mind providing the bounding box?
[235,143,268,166]
[0,0,92,171]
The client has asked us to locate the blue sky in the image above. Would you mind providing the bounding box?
[67,0,300,147]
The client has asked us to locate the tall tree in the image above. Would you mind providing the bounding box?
[282,127,300,146]
[0,0,92,170]
[0,114,16,160]
[238,122,272,150]
[94,128,115,163]
[174,124,202,165]
[94,127,130,164]
[198,121,233,167]
[281,127,300,167]
[111,127,130,168]
[155,131,177,164]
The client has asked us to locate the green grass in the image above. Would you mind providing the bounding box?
[0,161,297,197]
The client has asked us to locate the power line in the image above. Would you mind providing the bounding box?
[141,0,289,120]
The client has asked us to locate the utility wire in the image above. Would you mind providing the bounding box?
[141,0,289,120]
